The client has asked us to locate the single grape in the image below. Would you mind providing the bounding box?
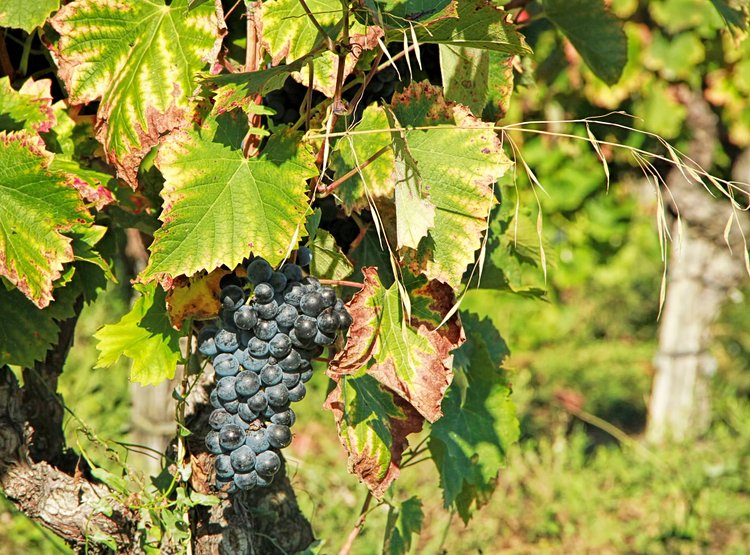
[198,327,218,357]
[220,285,246,311]
[294,315,317,340]
[281,371,300,388]
[248,336,270,358]
[233,305,258,330]
[334,298,345,311]
[297,246,312,266]
[219,424,245,451]
[269,271,288,292]
[234,471,258,490]
[255,320,278,341]
[213,353,240,377]
[300,292,324,317]
[205,430,222,455]
[216,376,238,402]
[215,454,234,479]
[241,354,267,372]
[210,388,222,410]
[256,300,279,319]
[269,333,292,358]
[319,287,336,308]
[267,424,292,449]
[287,382,307,403]
[281,263,304,282]
[276,304,298,329]
[230,445,256,473]
[235,371,261,397]
[271,408,296,427]
[266,383,290,407]
[209,408,233,431]
[238,402,258,423]
[254,283,274,303]
[260,364,283,386]
[232,413,250,430]
[245,429,270,453]
[223,399,240,414]
[255,450,281,477]
[303,276,321,290]
[247,258,273,284]
[283,283,305,307]
[315,330,336,346]
[289,329,311,349]
[278,350,302,371]
[247,391,268,413]
[336,308,353,329]
[300,367,314,383]
[215,329,239,353]
[317,309,340,334]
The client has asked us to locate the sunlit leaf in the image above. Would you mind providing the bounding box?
[0,0,58,32]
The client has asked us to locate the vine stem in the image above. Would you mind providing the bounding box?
[318,145,389,194]
[242,1,262,158]
[0,31,14,78]
[319,278,364,289]
[338,492,373,555]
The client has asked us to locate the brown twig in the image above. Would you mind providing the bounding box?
[319,279,365,289]
[318,145,389,194]
[337,492,373,555]
[242,1,262,158]
[0,30,15,79]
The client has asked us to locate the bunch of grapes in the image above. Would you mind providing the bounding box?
[198,249,352,494]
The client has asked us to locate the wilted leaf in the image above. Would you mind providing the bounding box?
[95,282,183,385]
[141,112,317,285]
[0,0,58,32]
[429,312,519,522]
[383,497,424,555]
[324,374,423,497]
[0,131,91,308]
[330,267,464,422]
[0,78,56,133]
[166,268,229,329]
[51,0,224,186]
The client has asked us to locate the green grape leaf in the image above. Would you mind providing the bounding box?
[412,0,531,55]
[439,45,490,116]
[0,78,56,133]
[392,82,510,290]
[710,0,749,31]
[0,131,91,308]
[324,373,423,497]
[429,312,518,523]
[68,225,115,282]
[0,280,80,367]
[544,0,628,85]
[383,497,424,555]
[331,267,464,422]
[331,105,397,213]
[49,157,117,211]
[141,112,317,284]
[94,282,183,385]
[50,0,224,186]
[308,229,354,281]
[483,53,514,122]
[365,0,455,27]
[0,0,58,31]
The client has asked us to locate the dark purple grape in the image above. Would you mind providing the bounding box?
[232,413,250,430]
[303,276,321,290]
[209,409,233,431]
[215,454,234,479]
[215,478,238,494]
[256,473,273,487]
[234,471,258,490]
[213,353,240,377]
[260,364,283,386]
[255,320,278,341]
[300,367,313,383]
[215,329,239,352]
[319,287,336,308]
[281,263,304,282]
[248,336,270,357]
[235,371,261,397]
[336,308,353,329]
[297,345,323,359]
[267,424,292,449]
[256,300,279,319]
[269,271,288,292]
[315,330,335,346]
[241,354,267,372]
[300,293,324,317]
[269,333,292,358]
[255,450,281,476]
[281,371,300,388]
[317,309,339,334]
[238,402,258,423]
[278,350,302,371]
[223,399,240,414]
[254,283,274,303]
[220,285,246,311]
[210,388,222,410]
[245,429,270,453]
[216,376,238,401]
[205,430,222,455]
[283,283,305,307]
[289,329,311,349]
[266,383,289,407]
[287,382,307,402]
[233,305,258,330]
[219,424,245,451]
[271,408,296,427]
[247,258,273,284]
[230,445,256,473]
[297,246,312,266]
[247,391,268,413]
[276,304,298,328]
[198,327,218,357]
[294,315,317,340]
